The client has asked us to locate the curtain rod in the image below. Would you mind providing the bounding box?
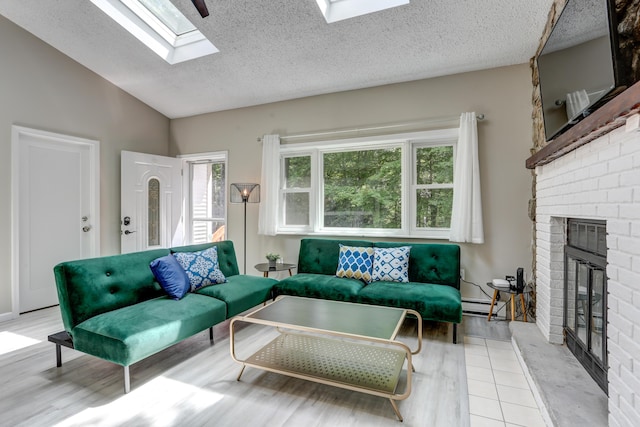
[257,114,485,142]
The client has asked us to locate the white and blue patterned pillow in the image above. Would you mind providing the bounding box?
[371,246,411,283]
[335,245,374,283]
[173,246,227,292]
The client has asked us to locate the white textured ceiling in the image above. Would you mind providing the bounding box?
[0,0,555,118]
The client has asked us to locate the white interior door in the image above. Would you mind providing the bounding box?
[121,151,184,253]
[13,126,99,313]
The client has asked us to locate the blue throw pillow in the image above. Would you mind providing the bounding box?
[149,255,191,300]
[371,246,411,283]
[173,246,227,292]
[335,244,374,283]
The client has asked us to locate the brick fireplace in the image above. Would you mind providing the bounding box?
[533,117,640,426]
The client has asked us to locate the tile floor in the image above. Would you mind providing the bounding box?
[464,336,547,427]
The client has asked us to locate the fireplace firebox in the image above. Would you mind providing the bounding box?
[564,219,607,393]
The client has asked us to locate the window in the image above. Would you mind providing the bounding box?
[90,0,218,64]
[181,152,228,244]
[413,145,454,229]
[148,178,160,246]
[323,147,402,229]
[282,155,312,229]
[315,0,410,23]
[278,129,457,238]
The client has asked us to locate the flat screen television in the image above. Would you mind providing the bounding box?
[537,0,629,141]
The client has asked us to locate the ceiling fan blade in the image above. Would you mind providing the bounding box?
[191,0,209,18]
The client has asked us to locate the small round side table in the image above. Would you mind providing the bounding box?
[254,263,296,278]
[486,282,532,322]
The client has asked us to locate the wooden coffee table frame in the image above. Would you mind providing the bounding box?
[230,296,422,421]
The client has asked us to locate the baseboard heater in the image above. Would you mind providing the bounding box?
[462,298,507,318]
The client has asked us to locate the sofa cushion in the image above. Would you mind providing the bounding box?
[174,246,227,291]
[72,293,227,366]
[195,275,277,317]
[356,281,462,323]
[171,241,240,277]
[298,238,373,275]
[149,255,191,300]
[54,248,170,332]
[371,246,411,283]
[274,273,366,301]
[374,242,461,289]
[336,245,375,283]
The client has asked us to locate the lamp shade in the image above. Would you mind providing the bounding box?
[230,183,260,203]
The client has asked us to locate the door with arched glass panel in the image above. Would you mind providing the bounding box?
[120,151,184,253]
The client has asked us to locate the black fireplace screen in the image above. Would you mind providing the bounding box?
[564,219,607,394]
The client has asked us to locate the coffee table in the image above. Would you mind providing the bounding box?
[230,296,422,421]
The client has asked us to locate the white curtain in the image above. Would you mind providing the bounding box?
[449,112,484,244]
[258,134,280,236]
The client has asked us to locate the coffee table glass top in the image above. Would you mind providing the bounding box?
[246,296,406,340]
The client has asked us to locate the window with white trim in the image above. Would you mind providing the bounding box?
[277,129,457,239]
[281,154,313,231]
[181,152,228,244]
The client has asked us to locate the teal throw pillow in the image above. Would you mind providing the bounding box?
[174,246,227,292]
[335,244,374,283]
[149,255,191,300]
[371,246,411,283]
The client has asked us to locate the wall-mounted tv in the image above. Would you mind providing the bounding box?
[537,0,630,141]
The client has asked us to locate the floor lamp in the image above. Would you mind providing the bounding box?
[230,183,260,274]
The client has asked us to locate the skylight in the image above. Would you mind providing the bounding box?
[90,0,218,64]
[315,0,409,23]
[136,0,197,36]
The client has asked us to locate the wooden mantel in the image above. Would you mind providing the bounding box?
[526,80,640,169]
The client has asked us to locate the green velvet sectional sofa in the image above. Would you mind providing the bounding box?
[273,238,462,343]
[52,241,276,393]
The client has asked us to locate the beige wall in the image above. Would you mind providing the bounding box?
[0,16,170,316]
[170,64,534,299]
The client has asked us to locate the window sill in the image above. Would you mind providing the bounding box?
[275,230,450,241]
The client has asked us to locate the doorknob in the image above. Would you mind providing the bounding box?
[124,230,136,235]
[82,225,92,232]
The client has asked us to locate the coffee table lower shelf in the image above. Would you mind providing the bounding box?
[236,332,410,421]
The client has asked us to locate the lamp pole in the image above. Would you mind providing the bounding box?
[243,197,248,274]
[230,183,260,276]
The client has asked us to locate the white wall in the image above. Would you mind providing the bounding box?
[170,64,535,300]
[535,121,640,427]
[0,16,170,316]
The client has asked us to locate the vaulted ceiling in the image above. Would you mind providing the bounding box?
[0,0,554,118]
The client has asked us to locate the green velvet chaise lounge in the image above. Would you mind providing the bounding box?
[273,238,462,343]
[52,241,276,393]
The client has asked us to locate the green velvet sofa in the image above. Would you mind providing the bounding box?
[273,238,462,342]
[52,241,276,393]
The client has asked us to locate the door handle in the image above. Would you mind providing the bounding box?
[82,226,92,232]
[124,230,136,235]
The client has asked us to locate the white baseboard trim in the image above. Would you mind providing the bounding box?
[0,311,17,323]
[462,297,507,317]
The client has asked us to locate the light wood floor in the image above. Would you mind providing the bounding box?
[0,306,469,427]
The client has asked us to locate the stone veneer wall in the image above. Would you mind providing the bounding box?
[528,0,567,317]
[535,121,640,427]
